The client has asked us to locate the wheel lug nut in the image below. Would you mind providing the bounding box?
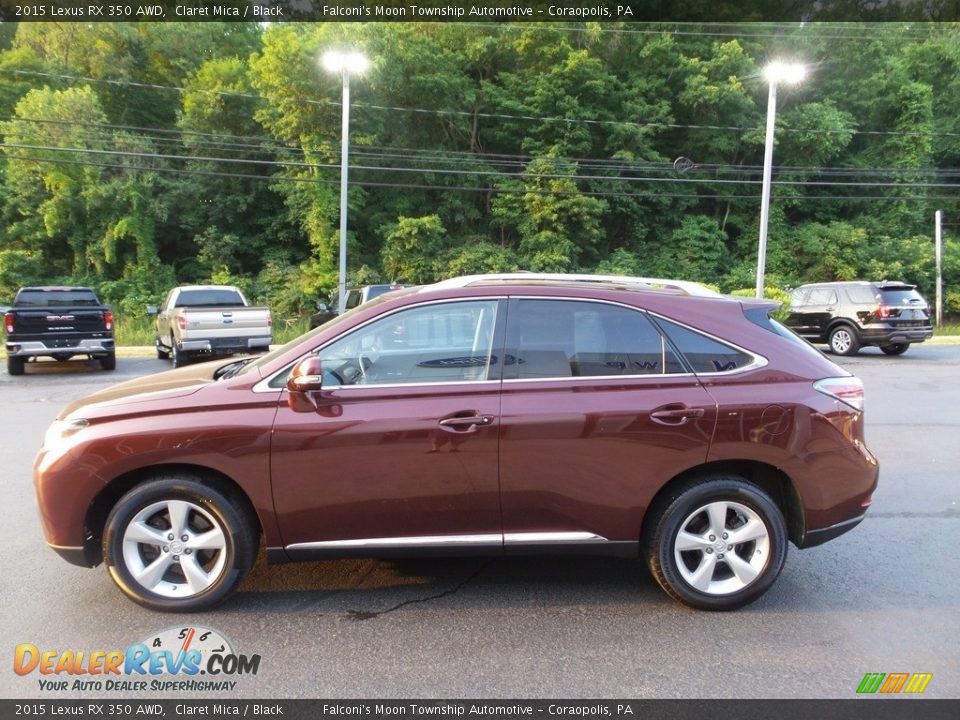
[162,545,169,552]
[705,548,713,554]
[185,549,192,555]
[181,535,188,542]
[168,533,175,541]
[722,532,728,539]
[709,535,716,541]
[718,553,725,559]
[173,555,179,561]
[727,545,733,551]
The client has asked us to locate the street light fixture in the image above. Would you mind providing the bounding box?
[755,61,806,299]
[322,49,369,313]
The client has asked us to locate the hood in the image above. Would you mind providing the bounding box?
[58,361,227,419]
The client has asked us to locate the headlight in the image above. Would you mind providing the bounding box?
[43,418,89,449]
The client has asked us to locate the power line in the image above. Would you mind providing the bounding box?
[5,67,960,139]
[3,152,958,204]
[4,141,959,191]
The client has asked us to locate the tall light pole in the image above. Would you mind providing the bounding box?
[322,49,369,313]
[756,61,806,299]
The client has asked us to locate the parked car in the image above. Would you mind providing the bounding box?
[151,285,272,368]
[309,284,408,328]
[34,273,877,612]
[785,280,933,356]
[4,286,115,375]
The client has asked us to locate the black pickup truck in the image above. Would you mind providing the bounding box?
[3,287,115,375]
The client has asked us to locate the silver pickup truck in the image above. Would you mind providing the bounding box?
[152,285,272,367]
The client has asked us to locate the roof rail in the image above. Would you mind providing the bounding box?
[427,273,721,297]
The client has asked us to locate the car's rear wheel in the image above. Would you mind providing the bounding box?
[99,352,116,371]
[644,476,788,611]
[828,325,860,356]
[7,356,25,376]
[880,343,909,356]
[103,475,258,612]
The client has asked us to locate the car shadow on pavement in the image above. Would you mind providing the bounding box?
[227,552,664,616]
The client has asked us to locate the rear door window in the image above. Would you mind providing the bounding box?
[806,288,838,305]
[506,299,683,379]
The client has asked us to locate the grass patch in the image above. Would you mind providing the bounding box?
[112,315,312,346]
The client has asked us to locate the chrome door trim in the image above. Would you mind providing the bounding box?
[285,531,610,552]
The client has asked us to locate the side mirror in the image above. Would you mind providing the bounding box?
[316,302,332,313]
[146,305,158,315]
[287,356,324,411]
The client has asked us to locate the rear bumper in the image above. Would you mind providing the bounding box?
[860,325,933,346]
[179,336,272,353]
[48,543,98,568]
[6,338,114,357]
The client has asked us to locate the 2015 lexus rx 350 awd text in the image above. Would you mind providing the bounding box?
[34,274,878,612]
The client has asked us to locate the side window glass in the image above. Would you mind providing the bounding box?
[509,300,682,379]
[846,287,876,304]
[656,318,754,374]
[344,291,362,310]
[790,288,808,306]
[316,300,498,387]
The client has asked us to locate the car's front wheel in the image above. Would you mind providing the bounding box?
[103,475,258,612]
[828,325,860,356]
[644,476,788,611]
[880,343,909,355]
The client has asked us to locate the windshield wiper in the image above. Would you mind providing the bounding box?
[214,357,256,380]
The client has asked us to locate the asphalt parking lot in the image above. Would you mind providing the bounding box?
[1,343,958,698]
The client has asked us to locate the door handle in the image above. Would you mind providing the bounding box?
[438,414,494,431]
[650,406,705,425]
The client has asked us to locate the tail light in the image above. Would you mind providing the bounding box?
[177,315,187,331]
[103,310,113,331]
[814,377,864,411]
[876,305,895,318]
[4,312,13,335]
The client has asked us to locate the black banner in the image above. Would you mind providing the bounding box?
[1,0,954,23]
[2,700,960,720]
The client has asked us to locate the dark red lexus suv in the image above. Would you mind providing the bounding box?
[34,274,878,612]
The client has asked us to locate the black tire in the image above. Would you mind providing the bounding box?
[7,355,25,376]
[828,325,860,356]
[156,336,170,360]
[102,474,258,612]
[171,339,186,368]
[643,475,788,611]
[880,343,909,356]
[99,352,116,371]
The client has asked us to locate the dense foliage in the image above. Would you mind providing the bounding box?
[1,21,958,320]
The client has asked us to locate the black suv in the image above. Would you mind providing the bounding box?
[786,281,933,356]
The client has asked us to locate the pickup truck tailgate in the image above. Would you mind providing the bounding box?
[10,308,110,343]
[180,306,271,334]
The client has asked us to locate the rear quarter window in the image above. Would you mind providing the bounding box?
[655,317,754,374]
[845,286,877,304]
